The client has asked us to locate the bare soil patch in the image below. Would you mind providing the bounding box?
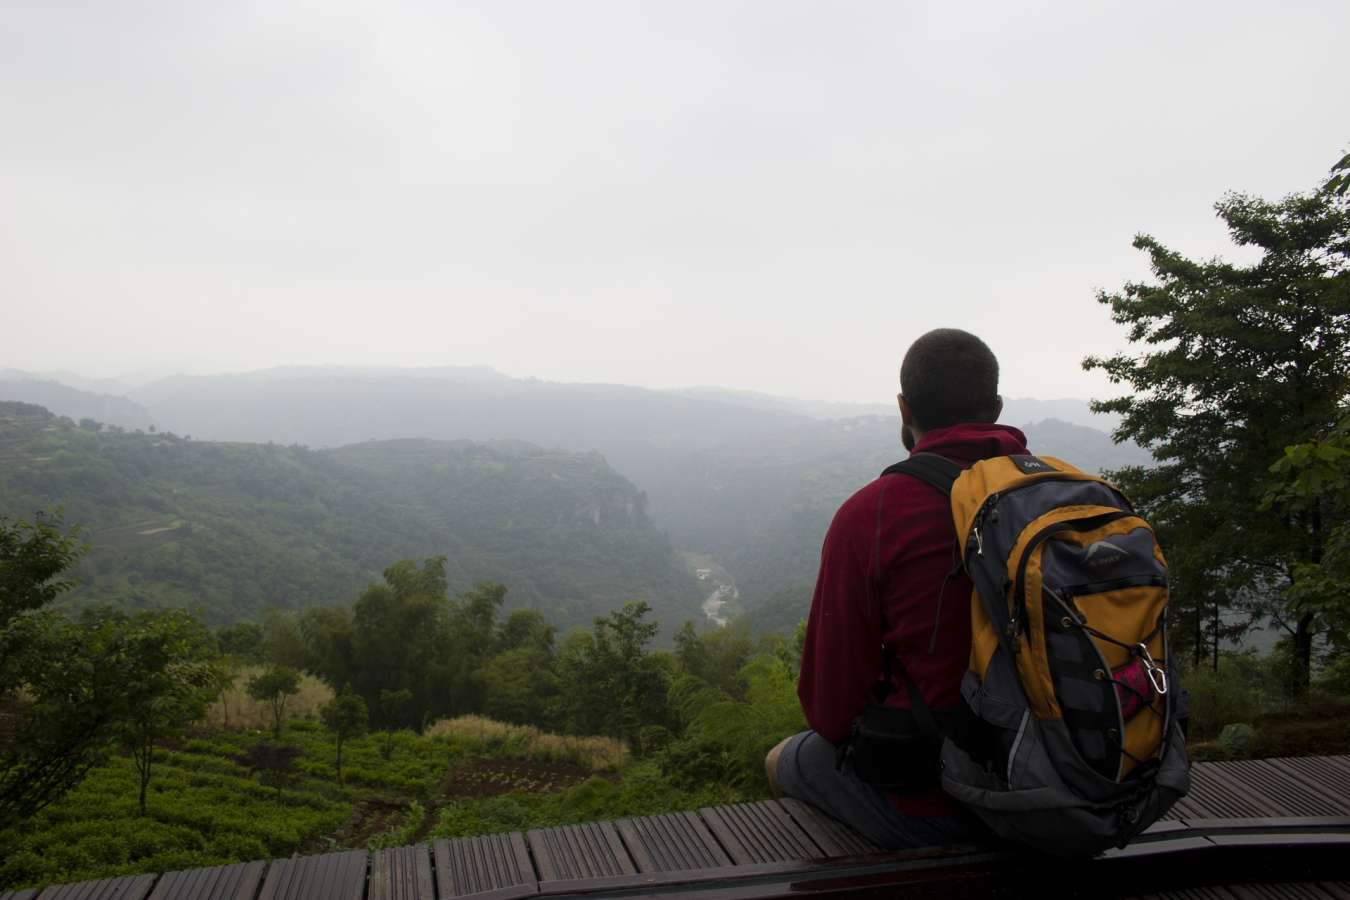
[441,757,607,800]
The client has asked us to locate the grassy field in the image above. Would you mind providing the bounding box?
[0,715,740,893]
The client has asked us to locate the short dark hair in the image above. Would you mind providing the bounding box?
[900,328,1000,430]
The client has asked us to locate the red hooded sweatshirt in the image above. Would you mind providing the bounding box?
[797,422,1029,817]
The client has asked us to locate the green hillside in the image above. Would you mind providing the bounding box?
[0,402,701,631]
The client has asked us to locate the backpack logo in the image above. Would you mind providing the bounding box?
[1084,540,1127,567]
[1010,454,1053,474]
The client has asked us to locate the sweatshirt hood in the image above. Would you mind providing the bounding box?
[911,422,1028,465]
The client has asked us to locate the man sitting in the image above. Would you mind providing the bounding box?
[766,327,1026,848]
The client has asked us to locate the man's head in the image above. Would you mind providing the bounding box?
[898,328,1001,448]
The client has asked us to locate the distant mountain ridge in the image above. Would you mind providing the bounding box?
[6,366,1149,623]
[0,401,701,632]
[0,371,154,431]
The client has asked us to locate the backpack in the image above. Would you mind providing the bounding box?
[883,451,1191,857]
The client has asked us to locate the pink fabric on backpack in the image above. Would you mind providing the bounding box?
[1114,658,1154,721]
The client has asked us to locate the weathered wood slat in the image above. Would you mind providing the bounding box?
[369,845,433,900]
[1181,763,1280,819]
[777,797,879,858]
[1268,757,1350,810]
[37,874,156,900]
[527,821,635,882]
[1207,760,1348,818]
[432,833,536,898]
[1226,884,1347,899]
[147,861,266,900]
[697,801,821,865]
[614,811,731,872]
[256,850,366,900]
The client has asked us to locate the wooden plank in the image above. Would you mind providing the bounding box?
[1183,763,1280,819]
[777,797,879,858]
[614,811,731,873]
[256,850,366,900]
[1269,757,1350,810]
[697,801,821,865]
[37,874,156,900]
[148,861,266,900]
[1209,760,1348,817]
[432,832,536,899]
[0,890,40,900]
[526,821,635,882]
[1227,884,1346,899]
[369,845,433,900]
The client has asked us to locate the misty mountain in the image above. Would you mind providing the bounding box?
[0,402,701,633]
[673,386,1122,430]
[38,367,1150,621]
[650,413,1151,621]
[0,371,155,431]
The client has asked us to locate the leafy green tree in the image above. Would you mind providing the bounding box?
[320,687,368,784]
[1264,419,1350,648]
[1084,176,1350,689]
[674,621,754,699]
[236,742,303,800]
[1328,149,1350,197]
[349,559,456,727]
[109,609,223,815]
[0,514,136,827]
[216,621,263,662]
[558,601,673,746]
[260,610,307,669]
[247,666,301,738]
[377,688,413,759]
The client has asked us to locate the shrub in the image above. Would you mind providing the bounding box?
[425,716,628,772]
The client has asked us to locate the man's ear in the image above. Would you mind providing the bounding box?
[898,394,914,427]
[991,395,1003,423]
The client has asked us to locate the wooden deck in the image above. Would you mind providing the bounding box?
[4,755,1349,900]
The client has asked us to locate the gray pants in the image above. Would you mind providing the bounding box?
[774,730,984,850]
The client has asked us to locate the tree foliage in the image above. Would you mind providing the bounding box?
[1084,177,1350,686]
[0,515,117,827]
[247,666,301,738]
[108,609,223,815]
[319,687,368,784]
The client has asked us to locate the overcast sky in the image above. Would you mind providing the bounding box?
[3,1,1346,403]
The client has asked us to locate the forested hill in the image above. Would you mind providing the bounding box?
[0,402,701,632]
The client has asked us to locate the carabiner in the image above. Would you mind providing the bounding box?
[1137,642,1169,695]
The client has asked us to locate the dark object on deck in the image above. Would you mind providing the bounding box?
[6,756,1350,900]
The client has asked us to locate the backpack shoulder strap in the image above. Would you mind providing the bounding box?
[880,452,961,497]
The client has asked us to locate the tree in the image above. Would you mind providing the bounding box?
[247,666,301,738]
[1328,149,1350,197]
[0,514,124,827]
[1264,419,1350,648]
[320,687,368,785]
[1084,175,1350,690]
[216,621,263,662]
[236,742,303,800]
[110,609,223,815]
[349,559,455,725]
[557,601,673,746]
[377,688,412,759]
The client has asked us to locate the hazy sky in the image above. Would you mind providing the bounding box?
[3,1,1347,403]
